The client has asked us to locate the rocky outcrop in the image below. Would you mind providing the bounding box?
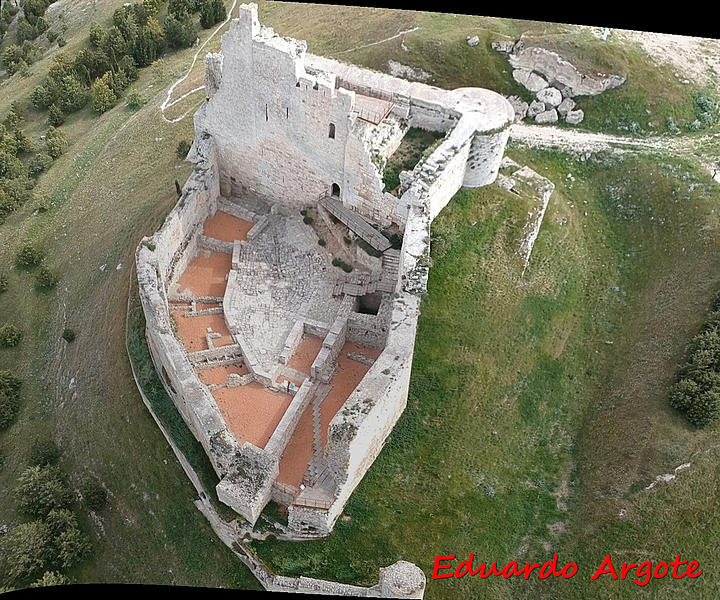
[505,45,626,97]
[535,108,558,124]
[507,95,528,122]
[512,68,548,93]
[565,109,585,125]
[536,87,562,107]
[495,37,624,126]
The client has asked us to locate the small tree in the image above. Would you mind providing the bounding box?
[28,438,62,466]
[44,127,67,159]
[0,272,8,293]
[30,572,69,587]
[47,104,65,127]
[176,139,191,158]
[35,265,58,290]
[0,520,52,585]
[126,88,145,109]
[0,388,21,430]
[0,323,22,347]
[91,73,117,114]
[80,476,107,511]
[45,508,91,569]
[15,241,44,268]
[62,328,76,343]
[29,152,54,177]
[163,12,196,49]
[200,0,226,29]
[15,465,73,518]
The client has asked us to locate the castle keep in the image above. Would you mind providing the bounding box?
[136,2,513,542]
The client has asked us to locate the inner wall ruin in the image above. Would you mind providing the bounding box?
[136,2,513,543]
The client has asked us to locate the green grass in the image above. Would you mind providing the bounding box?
[252,147,720,599]
[382,127,444,192]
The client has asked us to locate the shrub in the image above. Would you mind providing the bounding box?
[15,241,44,268]
[28,439,61,466]
[44,127,67,159]
[57,36,66,47]
[303,215,314,225]
[126,87,145,109]
[0,520,52,585]
[331,258,353,273]
[15,465,73,518]
[62,328,75,343]
[0,272,7,293]
[35,192,52,213]
[343,236,352,245]
[163,12,196,49]
[45,508,91,568]
[200,0,226,29]
[0,323,22,347]
[35,265,58,290]
[47,104,64,127]
[318,238,326,247]
[357,238,382,258]
[176,139,191,158]
[0,389,21,430]
[31,572,68,587]
[80,476,107,511]
[91,73,117,114]
[299,209,307,216]
[670,296,720,427]
[29,152,53,177]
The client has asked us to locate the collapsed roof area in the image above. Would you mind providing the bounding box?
[136,2,513,543]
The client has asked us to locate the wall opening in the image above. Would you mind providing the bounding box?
[331,183,340,197]
[328,123,335,139]
[356,292,382,315]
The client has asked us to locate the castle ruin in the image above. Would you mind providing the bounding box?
[136,2,513,549]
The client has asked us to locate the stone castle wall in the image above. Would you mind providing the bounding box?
[138,0,514,546]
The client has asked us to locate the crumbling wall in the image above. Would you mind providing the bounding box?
[195,6,357,210]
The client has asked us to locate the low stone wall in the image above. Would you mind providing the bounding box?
[200,234,234,254]
[265,379,315,458]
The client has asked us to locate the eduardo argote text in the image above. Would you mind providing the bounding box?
[432,553,702,586]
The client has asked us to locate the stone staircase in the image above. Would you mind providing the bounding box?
[378,248,401,292]
[303,383,330,487]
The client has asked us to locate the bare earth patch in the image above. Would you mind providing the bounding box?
[212,383,292,449]
[177,251,231,298]
[172,312,234,352]
[203,211,254,243]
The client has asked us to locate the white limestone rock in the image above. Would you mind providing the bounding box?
[512,68,548,93]
[536,87,562,107]
[467,35,479,47]
[557,97,576,116]
[509,46,626,96]
[565,109,585,125]
[535,108,559,124]
[491,40,515,53]
[507,95,529,122]
[527,100,546,118]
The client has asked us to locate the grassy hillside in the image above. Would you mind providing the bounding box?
[0,0,719,596]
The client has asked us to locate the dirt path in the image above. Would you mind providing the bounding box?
[334,25,420,56]
[161,0,239,123]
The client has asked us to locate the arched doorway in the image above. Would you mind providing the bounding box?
[331,183,341,197]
